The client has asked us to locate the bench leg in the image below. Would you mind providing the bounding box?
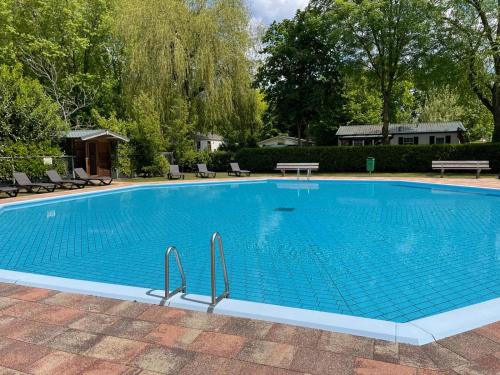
[440,169,444,178]
[296,169,300,180]
[476,169,481,179]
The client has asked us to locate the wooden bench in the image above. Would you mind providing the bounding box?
[432,160,490,179]
[276,163,319,179]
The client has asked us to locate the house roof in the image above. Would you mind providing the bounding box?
[336,122,465,137]
[64,129,129,142]
[257,135,313,145]
[194,133,224,141]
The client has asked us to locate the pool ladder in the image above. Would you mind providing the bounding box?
[164,232,230,306]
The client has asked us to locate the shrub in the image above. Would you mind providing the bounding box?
[234,143,500,173]
[0,142,66,181]
[141,155,170,177]
[178,149,233,172]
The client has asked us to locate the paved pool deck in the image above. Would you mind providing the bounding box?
[0,283,498,374]
[0,176,499,373]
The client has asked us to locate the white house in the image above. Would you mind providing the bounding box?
[194,133,224,152]
[336,122,466,146]
[257,135,315,148]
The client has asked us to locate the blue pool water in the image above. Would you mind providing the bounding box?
[0,180,498,323]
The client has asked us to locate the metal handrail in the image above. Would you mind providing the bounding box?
[210,232,230,305]
[165,246,187,299]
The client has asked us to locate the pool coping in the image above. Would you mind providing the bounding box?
[0,178,499,345]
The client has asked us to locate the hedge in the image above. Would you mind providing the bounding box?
[234,143,500,173]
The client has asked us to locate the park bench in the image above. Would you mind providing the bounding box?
[432,160,490,179]
[276,162,319,179]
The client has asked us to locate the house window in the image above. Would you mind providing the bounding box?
[207,141,212,152]
[196,141,201,150]
[353,139,364,146]
[445,135,451,144]
[436,137,445,144]
[429,136,435,145]
[403,137,415,145]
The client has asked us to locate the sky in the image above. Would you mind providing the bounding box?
[247,0,310,25]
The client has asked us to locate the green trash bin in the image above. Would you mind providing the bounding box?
[366,157,375,174]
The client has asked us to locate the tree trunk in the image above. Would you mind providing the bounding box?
[382,91,391,144]
[492,85,500,142]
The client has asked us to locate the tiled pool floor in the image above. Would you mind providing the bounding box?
[0,282,499,374]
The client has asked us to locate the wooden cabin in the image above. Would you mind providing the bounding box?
[63,129,129,177]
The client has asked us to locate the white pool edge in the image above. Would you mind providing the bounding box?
[0,269,498,346]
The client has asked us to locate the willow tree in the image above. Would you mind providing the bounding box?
[116,0,260,150]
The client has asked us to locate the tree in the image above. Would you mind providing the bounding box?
[438,0,500,142]
[418,86,464,123]
[0,64,67,143]
[255,9,348,144]
[317,0,434,143]
[1,0,122,124]
[117,0,257,142]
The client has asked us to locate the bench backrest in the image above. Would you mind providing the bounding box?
[432,160,490,168]
[276,163,319,170]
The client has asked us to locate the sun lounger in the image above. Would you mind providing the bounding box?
[168,165,185,180]
[195,164,216,178]
[228,162,251,177]
[0,186,19,197]
[46,170,86,189]
[74,168,113,186]
[13,172,56,193]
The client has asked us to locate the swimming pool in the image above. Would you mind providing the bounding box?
[0,180,498,326]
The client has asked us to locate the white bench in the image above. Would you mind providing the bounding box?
[432,160,490,179]
[276,163,319,179]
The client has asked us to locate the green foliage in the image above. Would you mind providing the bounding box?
[1,0,123,124]
[235,143,500,173]
[117,0,258,142]
[418,86,464,123]
[344,74,382,125]
[0,64,67,143]
[255,8,348,144]
[0,142,65,180]
[177,149,232,172]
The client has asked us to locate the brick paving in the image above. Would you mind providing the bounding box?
[0,177,499,373]
[0,284,498,374]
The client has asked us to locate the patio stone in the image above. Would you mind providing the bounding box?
[79,360,139,375]
[0,366,28,374]
[138,306,188,324]
[218,317,273,339]
[318,330,374,358]
[290,346,355,375]
[438,331,500,361]
[177,310,229,331]
[42,292,120,313]
[6,287,55,302]
[84,335,148,363]
[103,318,157,340]
[399,343,439,369]
[105,300,151,319]
[0,337,52,372]
[143,323,201,349]
[475,322,500,344]
[48,329,101,354]
[27,351,96,375]
[1,301,83,325]
[421,343,469,370]
[0,285,27,297]
[354,357,417,375]
[453,354,500,375]
[0,298,19,311]
[177,353,245,375]
[188,331,246,358]
[265,323,322,348]
[129,345,194,373]
[373,339,399,363]
[237,339,296,368]
[1,318,66,345]
[69,313,121,334]
[239,362,303,375]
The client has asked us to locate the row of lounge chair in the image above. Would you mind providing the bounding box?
[167,163,250,179]
[0,168,113,198]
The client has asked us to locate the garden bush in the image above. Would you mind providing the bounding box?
[0,142,66,181]
[235,143,500,173]
[178,150,232,172]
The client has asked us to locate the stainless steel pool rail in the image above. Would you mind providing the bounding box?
[165,246,187,299]
[210,232,230,306]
